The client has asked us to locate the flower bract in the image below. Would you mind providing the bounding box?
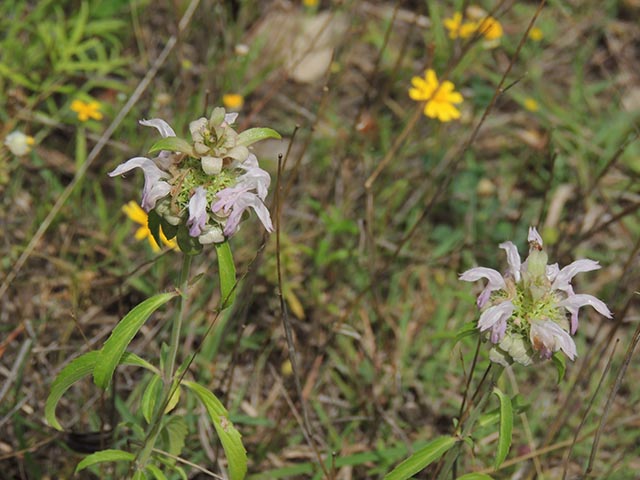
[460,227,611,366]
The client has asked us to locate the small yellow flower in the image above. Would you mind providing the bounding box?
[409,69,463,122]
[303,0,318,7]
[524,98,539,112]
[222,93,244,110]
[477,16,503,40]
[529,27,543,41]
[70,99,103,122]
[122,201,178,252]
[444,12,477,39]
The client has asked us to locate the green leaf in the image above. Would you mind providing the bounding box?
[147,209,163,248]
[145,464,168,480]
[184,381,247,480]
[215,241,236,309]
[93,292,177,389]
[75,449,134,473]
[236,127,281,147]
[148,136,194,155]
[493,387,513,469]
[552,352,566,384]
[456,474,495,480]
[384,436,457,480]
[46,351,157,430]
[141,374,162,424]
[453,321,478,346]
[162,416,188,464]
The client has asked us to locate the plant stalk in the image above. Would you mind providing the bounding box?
[135,253,193,473]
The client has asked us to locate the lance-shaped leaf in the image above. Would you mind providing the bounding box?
[493,387,513,469]
[148,136,194,156]
[75,449,135,473]
[184,381,247,480]
[93,292,177,389]
[215,241,236,309]
[46,351,157,431]
[384,436,457,480]
[236,128,281,147]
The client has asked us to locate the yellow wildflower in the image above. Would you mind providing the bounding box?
[477,16,503,40]
[529,27,543,41]
[71,99,103,122]
[122,201,178,252]
[444,12,477,39]
[409,69,463,122]
[303,0,318,7]
[524,98,539,112]
[222,93,244,110]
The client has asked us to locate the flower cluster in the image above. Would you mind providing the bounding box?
[4,131,35,156]
[109,107,279,250]
[460,227,611,366]
[409,69,463,122]
[444,11,503,41]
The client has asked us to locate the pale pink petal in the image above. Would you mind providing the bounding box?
[528,226,543,245]
[552,259,601,292]
[460,267,506,308]
[478,301,514,340]
[558,293,612,334]
[139,118,176,138]
[108,156,171,211]
[187,187,208,237]
[530,320,576,360]
[499,241,521,282]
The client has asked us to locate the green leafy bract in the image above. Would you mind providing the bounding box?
[236,127,281,147]
[148,136,194,156]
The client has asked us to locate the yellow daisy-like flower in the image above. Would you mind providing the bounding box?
[409,69,463,123]
[303,0,318,6]
[444,12,477,39]
[477,16,503,40]
[71,99,103,122]
[524,98,539,112]
[529,27,543,41]
[122,201,178,252]
[222,93,244,110]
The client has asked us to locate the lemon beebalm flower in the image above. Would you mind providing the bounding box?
[71,99,103,122]
[409,69,463,122]
[122,201,178,252]
[4,131,35,156]
[222,93,244,110]
[529,27,544,41]
[444,12,477,39]
[524,98,539,112]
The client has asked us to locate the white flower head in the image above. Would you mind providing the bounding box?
[460,226,611,365]
[5,131,35,156]
[109,109,277,249]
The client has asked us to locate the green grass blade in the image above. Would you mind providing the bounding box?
[456,474,495,480]
[184,381,247,480]
[384,436,457,480]
[492,387,513,469]
[93,292,177,389]
[215,241,236,308]
[75,449,135,473]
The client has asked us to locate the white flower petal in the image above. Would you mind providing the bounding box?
[224,112,238,125]
[460,267,506,308]
[499,241,521,282]
[187,187,209,237]
[528,226,543,245]
[108,157,171,211]
[546,262,560,282]
[530,320,576,361]
[139,119,176,138]
[552,259,601,292]
[201,156,223,175]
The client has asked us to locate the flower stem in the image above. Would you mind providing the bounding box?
[436,364,504,480]
[134,253,192,473]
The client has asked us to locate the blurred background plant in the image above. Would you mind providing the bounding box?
[1,0,639,478]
